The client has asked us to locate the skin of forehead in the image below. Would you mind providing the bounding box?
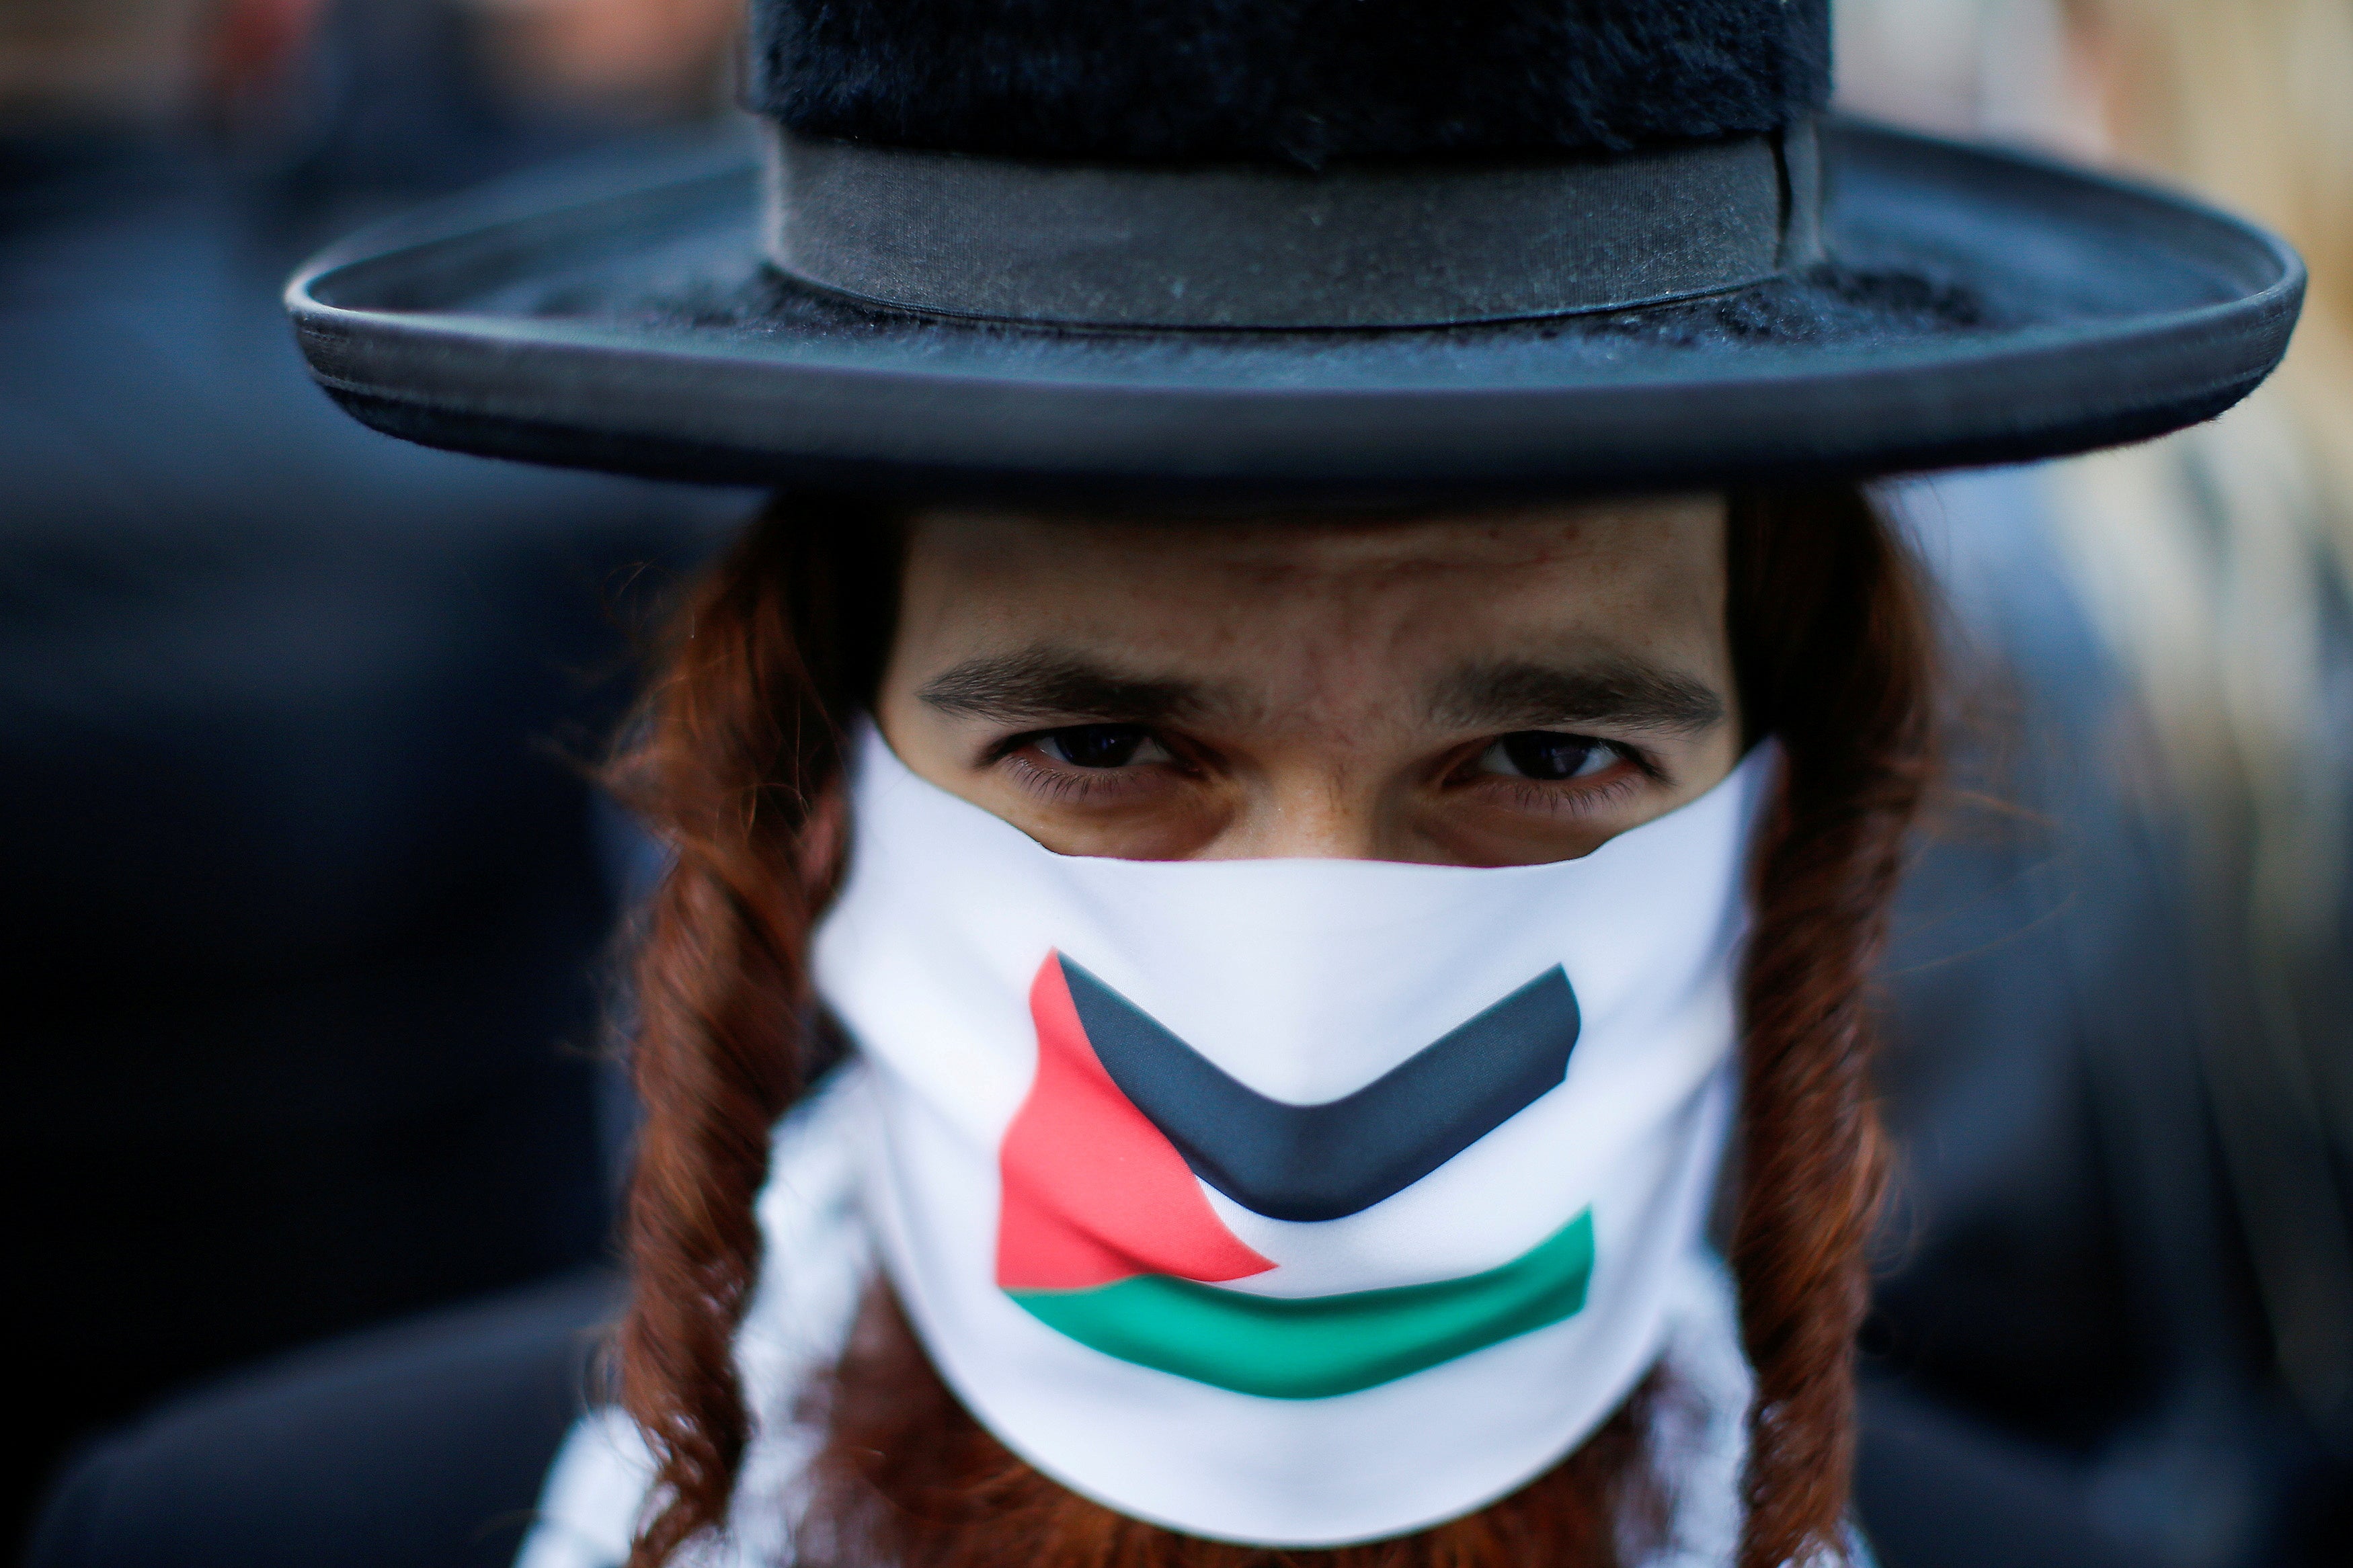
[891,497,1731,731]
[879,497,1738,864]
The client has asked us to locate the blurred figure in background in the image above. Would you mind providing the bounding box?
[464,0,741,121]
[3,0,746,1555]
[281,0,742,239]
[2052,0,2353,1469]
[1841,1,2353,1563]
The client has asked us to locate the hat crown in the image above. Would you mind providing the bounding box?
[749,0,1832,167]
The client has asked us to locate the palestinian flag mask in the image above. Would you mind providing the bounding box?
[811,729,1769,1546]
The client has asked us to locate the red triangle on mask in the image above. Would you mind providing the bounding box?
[996,952,1275,1292]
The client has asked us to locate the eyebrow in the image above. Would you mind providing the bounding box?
[1429,658,1727,737]
[918,647,1217,726]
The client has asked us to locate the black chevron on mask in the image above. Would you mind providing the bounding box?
[1058,958,1581,1223]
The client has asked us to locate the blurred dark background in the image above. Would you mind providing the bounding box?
[1836,5,2353,1563]
[3,0,746,1552]
[7,0,2353,1565]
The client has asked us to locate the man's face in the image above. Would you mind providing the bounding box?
[877,498,1743,866]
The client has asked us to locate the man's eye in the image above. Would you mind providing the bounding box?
[1034,725,1172,769]
[1477,732,1618,782]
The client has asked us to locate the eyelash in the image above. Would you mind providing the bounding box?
[992,732,1184,803]
[1478,768,1648,820]
[994,725,1659,819]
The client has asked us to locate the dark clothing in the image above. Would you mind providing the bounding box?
[1861,470,2351,1567]
[3,128,742,1546]
[9,1266,2153,1568]
[26,1272,617,1568]
[13,1260,2159,1568]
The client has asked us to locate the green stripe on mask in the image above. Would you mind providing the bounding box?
[1006,1208,1594,1399]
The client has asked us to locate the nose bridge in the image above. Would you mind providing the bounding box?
[1224,655,1413,859]
[1250,763,1385,860]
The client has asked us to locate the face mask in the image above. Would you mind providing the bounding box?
[811,727,1769,1546]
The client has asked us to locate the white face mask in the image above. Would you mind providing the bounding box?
[811,728,1769,1547]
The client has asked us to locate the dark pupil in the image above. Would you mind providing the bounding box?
[1501,732,1598,780]
[1053,725,1148,768]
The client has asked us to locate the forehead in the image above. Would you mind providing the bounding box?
[900,497,1728,645]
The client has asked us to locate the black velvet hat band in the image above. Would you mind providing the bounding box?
[764,122,1823,328]
[746,0,1835,328]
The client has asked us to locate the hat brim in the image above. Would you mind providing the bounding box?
[288,120,2302,505]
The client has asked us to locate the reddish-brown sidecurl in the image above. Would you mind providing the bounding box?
[605,500,899,1568]
[1726,487,1936,1568]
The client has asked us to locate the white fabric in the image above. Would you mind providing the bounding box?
[513,1407,650,1568]
[809,729,1769,1546]
[512,1064,1761,1568]
[515,1071,877,1568]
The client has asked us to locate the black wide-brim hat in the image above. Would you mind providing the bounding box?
[288,0,2304,506]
